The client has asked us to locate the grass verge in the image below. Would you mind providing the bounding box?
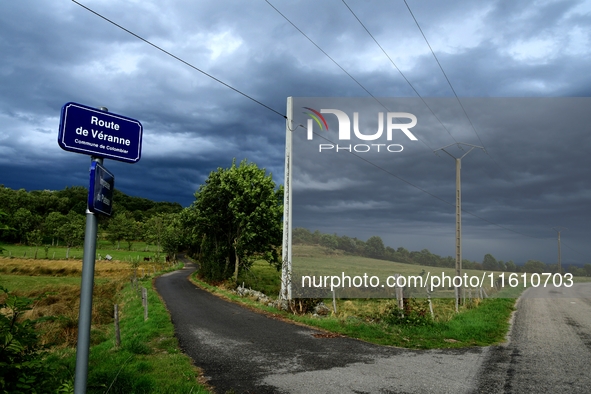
[69,277,210,393]
[192,266,517,350]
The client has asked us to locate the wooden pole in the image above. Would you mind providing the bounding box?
[332,290,337,314]
[142,288,148,321]
[394,274,404,314]
[114,304,121,348]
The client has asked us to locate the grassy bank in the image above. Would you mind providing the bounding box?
[70,277,209,393]
[191,273,516,349]
[193,245,525,349]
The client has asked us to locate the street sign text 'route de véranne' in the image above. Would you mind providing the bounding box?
[58,102,143,163]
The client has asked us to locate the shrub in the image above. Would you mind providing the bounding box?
[381,298,433,327]
[0,286,66,393]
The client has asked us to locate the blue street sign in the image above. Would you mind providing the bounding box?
[58,102,143,163]
[88,161,114,216]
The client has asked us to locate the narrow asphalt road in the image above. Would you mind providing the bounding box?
[155,261,591,393]
[155,261,488,394]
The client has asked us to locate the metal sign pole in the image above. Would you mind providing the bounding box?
[57,102,140,393]
[74,161,101,393]
[74,107,108,394]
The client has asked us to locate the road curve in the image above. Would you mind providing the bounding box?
[154,261,488,394]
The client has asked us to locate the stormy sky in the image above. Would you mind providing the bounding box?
[1,0,590,266]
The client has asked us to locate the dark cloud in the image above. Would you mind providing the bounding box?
[290,97,591,265]
[1,0,590,267]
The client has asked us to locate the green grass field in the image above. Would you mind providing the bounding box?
[1,241,164,262]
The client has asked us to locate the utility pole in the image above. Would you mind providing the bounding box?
[552,227,567,274]
[281,97,293,301]
[434,143,484,309]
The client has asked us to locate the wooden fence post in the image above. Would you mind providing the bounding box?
[481,286,488,298]
[332,290,337,314]
[425,285,434,319]
[114,304,121,347]
[142,287,148,321]
[394,274,404,315]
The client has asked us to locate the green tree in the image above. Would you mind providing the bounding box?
[144,214,171,261]
[0,210,10,254]
[55,186,88,215]
[364,236,385,259]
[410,249,435,266]
[26,230,43,259]
[384,246,396,261]
[58,211,85,258]
[567,265,586,277]
[292,228,313,245]
[161,214,183,262]
[320,234,338,250]
[523,259,547,274]
[185,159,283,282]
[107,212,137,250]
[505,260,517,272]
[11,208,40,244]
[482,253,499,271]
[337,235,357,253]
[43,212,66,246]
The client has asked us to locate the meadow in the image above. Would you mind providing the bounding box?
[1,240,163,262]
[0,243,210,393]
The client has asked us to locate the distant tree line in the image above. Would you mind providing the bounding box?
[293,228,591,275]
[0,185,183,259]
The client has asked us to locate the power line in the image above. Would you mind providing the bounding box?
[264,1,384,106]
[340,0,523,199]
[265,0,436,151]
[402,0,486,149]
[71,0,286,120]
[561,241,587,259]
[340,0,458,145]
[402,0,523,190]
